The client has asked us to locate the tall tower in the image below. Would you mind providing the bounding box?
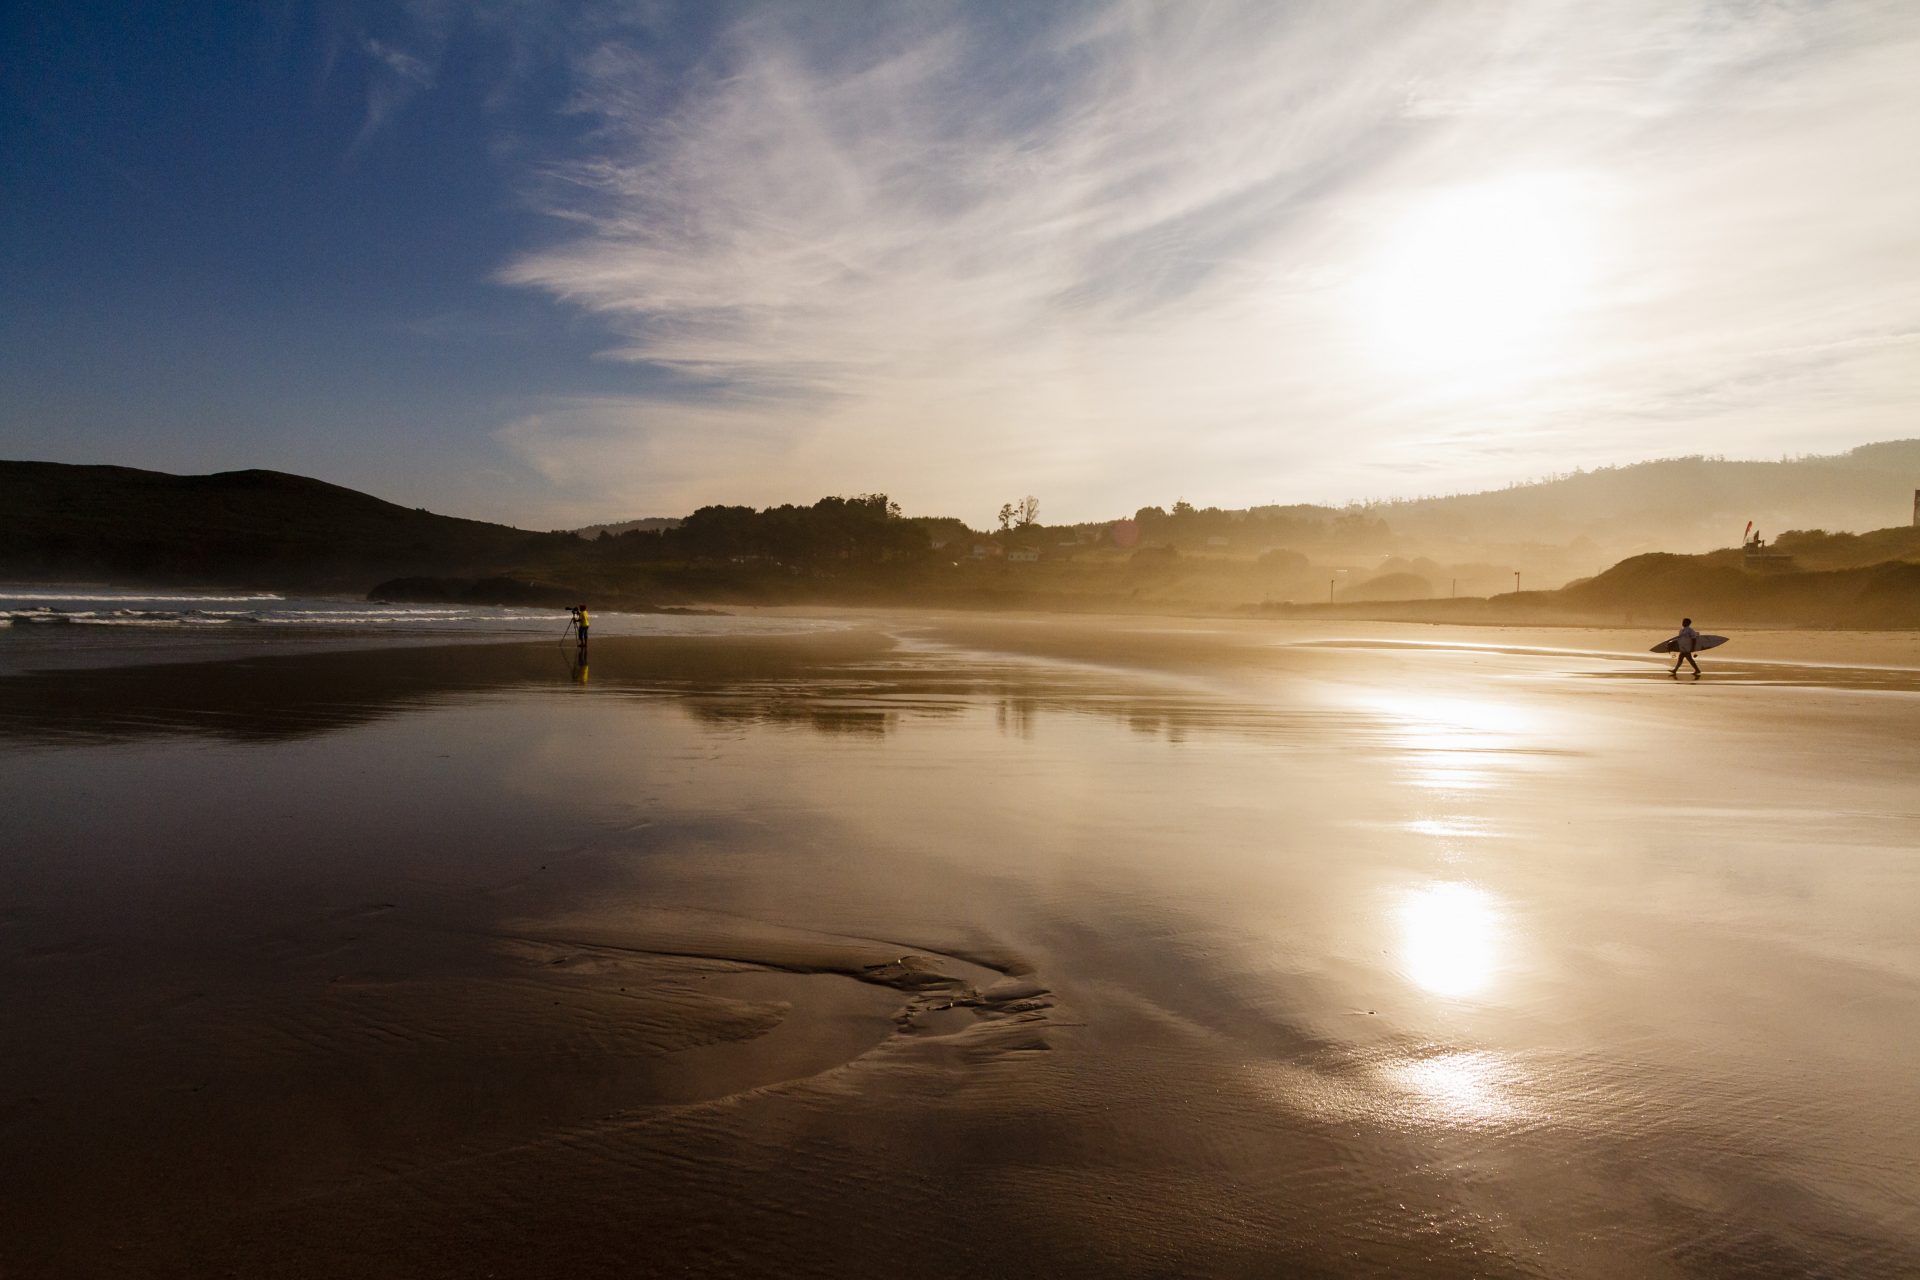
[1914,489,1919,527]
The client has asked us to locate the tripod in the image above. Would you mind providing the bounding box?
[559,607,589,654]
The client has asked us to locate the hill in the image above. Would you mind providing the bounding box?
[1254,522,1920,628]
[1547,529,1920,627]
[0,462,575,590]
[6,452,1916,621]
[1363,440,1920,558]
[1028,441,1920,597]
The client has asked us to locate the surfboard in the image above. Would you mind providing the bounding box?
[1649,634,1728,655]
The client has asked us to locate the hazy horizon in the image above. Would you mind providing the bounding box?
[562,436,1920,532]
[14,438,1916,547]
[6,3,1918,528]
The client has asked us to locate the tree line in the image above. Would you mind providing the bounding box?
[589,494,928,570]
[581,489,1397,574]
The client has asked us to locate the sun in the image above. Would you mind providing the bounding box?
[1352,174,1596,387]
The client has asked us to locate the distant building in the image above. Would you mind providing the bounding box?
[1009,548,1041,563]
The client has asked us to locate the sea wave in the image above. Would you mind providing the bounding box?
[0,592,284,603]
[276,608,474,618]
[3,608,248,627]
[0,590,821,638]
[0,596,566,631]
[2,608,490,627]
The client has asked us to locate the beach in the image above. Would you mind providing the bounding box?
[3,613,1917,1277]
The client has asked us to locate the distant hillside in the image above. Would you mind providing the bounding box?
[8,451,1916,619]
[573,516,682,539]
[1364,440,1920,556]
[1047,441,1920,594]
[1553,541,1920,627]
[1257,522,1920,628]
[0,462,574,590]
[1558,519,1920,624]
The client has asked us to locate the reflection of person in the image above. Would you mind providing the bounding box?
[570,605,590,653]
[1671,617,1701,677]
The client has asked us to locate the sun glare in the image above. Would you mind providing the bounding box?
[1353,174,1596,386]
[1396,881,1501,999]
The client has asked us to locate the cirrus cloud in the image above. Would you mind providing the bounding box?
[494,1,1920,522]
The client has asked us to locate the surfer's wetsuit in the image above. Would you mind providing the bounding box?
[1672,623,1701,675]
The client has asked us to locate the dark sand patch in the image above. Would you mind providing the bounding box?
[1,878,1051,1276]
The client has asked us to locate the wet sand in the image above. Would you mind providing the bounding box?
[2,616,1917,1277]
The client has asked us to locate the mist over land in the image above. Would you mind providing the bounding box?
[6,440,1917,626]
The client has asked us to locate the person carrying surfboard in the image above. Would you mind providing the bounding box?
[1648,622,1725,673]
[1670,618,1702,676]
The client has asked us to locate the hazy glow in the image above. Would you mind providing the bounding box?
[1354,176,1598,390]
[480,1,1920,521]
[1397,881,1500,998]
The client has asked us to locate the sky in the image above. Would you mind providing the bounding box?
[3,1,1917,529]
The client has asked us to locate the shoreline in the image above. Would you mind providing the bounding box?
[6,599,1920,677]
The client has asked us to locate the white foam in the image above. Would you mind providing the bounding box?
[0,592,283,603]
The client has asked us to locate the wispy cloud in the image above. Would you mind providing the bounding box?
[347,0,459,156]
[494,1,1920,520]
[351,35,437,152]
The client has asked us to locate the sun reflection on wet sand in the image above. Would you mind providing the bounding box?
[1397,881,1501,998]
[1346,689,1571,794]
[1387,1050,1534,1128]
[1402,817,1493,840]
[1359,693,1538,748]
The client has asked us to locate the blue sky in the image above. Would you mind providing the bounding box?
[4,2,1917,528]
